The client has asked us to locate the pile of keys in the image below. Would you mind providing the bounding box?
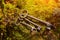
[15,9,55,33]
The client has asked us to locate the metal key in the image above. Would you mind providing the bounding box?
[15,9,55,34]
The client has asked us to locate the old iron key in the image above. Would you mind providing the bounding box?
[17,9,55,33]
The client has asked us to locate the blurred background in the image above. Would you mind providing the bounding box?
[0,0,60,40]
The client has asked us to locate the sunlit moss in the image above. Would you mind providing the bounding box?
[0,0,59,40]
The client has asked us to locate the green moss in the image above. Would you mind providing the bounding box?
[0,0,59,40]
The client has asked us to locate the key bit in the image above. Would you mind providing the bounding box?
[37,26,41,32]
[31,27,36,32]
